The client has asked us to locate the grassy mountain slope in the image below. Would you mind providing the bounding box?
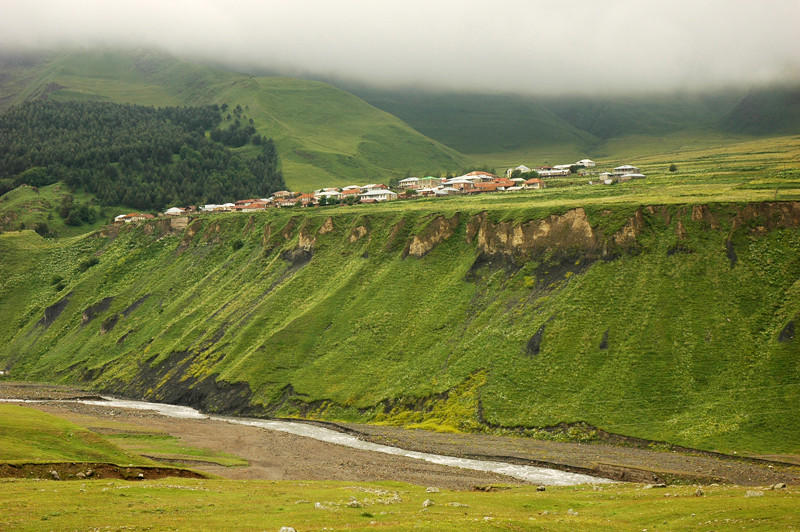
[347,88,599,158]
[0,49,472,190]
[2,193,799,455]
[719,86,800,136]
[343,84,786,169]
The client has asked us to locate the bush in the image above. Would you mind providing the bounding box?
[232,239,244,251]
[77,257,99,272]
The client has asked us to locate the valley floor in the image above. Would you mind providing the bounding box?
[2,383,798,488]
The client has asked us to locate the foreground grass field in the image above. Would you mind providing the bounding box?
[2,396,797,530]
[0,477,797,531]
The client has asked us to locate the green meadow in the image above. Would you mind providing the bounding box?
[0,404,143,464]
[2,128,799,455]
[0,476,797,531]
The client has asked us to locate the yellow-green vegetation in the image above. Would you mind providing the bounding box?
[0,404,145,464]
[0,49,472,190]
[105,433,247,468]
[1,135,799,456]
[0,478,797,531]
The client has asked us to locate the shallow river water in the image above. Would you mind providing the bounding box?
[8,396,613,485]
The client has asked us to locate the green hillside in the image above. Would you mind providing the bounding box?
[2,186,799,454]
[719,86,800,136]
[343,84,789,169]
[348,88,599,159]
[0,49,472,191]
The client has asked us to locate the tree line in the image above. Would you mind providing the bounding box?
[0,100,285,210]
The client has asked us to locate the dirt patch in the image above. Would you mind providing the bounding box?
[100,314,119,334]
[599,329,609,350]
[122,295,150,317]
[726,239,738,267]
[280,247,313,268]
[349,225,369,243]
[0,462,204,481]
[779,321,795,343]
[318,216,334,235]
[526,323,546,356]
[36,292,72,328]
[82,296,114,325]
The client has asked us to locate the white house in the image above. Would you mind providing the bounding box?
[164,207,185,216]
[358,189,398,202]
[397,177,420,189]
[537,167,570,177]
[506,165,532,177]
[575,159,596,168]
[314,189,343,201]
[613,165,640,176]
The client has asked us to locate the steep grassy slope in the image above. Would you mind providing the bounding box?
[2,197,799,455]
[0,49,472,190]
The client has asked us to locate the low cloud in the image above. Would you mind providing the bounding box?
[2,0,798,95]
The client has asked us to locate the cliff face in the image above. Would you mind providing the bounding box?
[2,202,799,453]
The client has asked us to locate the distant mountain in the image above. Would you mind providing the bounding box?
[343,83,799,160]
[343,88,599,155]
[543,92,744,139]
[0,49,473,191]
[719,86,800,135]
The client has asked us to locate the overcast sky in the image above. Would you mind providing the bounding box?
[2,0,799,95]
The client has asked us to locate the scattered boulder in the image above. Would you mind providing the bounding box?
[779,321,795,343]
[422,499,435,508]
[745,490,764,498]
[346,499,362,508]
[50,470,60,481]
[426,487,440,493]
[567,509,578,516]
[279,528,297,532]
[695,488,704,497]
[772,483,787,490]
[447,502,469,508]
[526,324,546,356]
[76,472,86,479]
[536,486,546,492]
[137,473,144,480]
[599,329,609,350]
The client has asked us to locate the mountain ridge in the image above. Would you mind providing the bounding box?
[0,48,474,191]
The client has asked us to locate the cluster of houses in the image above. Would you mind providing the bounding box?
[112,160,643,222]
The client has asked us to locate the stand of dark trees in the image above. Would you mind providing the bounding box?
[0,100,284,210]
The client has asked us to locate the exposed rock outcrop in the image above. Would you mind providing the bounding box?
[404,214,460,258]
